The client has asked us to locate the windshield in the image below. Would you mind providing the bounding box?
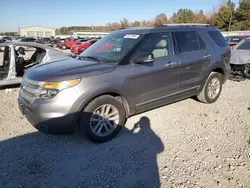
[234,38,250,50]
[79,32,144,63]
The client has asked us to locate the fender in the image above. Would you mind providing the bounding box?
[69,84,134,117]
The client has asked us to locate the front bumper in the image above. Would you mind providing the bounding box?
[18,87,81,134]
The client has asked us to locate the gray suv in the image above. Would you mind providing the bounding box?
[18,24,231,142]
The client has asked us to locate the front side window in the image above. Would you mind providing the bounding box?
[175,31,200,53]
[132,32,174,59]
[80,32,144,63]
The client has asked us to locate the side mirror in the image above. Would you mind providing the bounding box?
[132,54,155,64]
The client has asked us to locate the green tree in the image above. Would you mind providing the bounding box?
[154,13,168,26]
[174,9,195,23]
[236,0,250,29]
[214,0,238,31]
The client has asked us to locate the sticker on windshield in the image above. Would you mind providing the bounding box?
[124,34,140,39]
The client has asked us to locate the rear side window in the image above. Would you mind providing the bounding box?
[175,31,205,53]
[208,31,228,47]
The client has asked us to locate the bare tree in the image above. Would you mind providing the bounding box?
[154,13,168,26]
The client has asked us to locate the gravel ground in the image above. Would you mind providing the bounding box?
[0,80,249,188]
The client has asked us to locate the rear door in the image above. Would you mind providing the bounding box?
[129,32,179,109]
[175,30,212,92]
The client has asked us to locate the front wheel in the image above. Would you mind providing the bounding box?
[61,44,67,50]
[243,64,250,78]
[197,72,223,104]
[79,95,126,143]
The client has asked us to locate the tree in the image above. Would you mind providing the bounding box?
[194,10,208,23]
[154,13,168,26]
[131,21,141,27]
[214,0,238,31]
[120,18,129,28]
[174,9,195,23]
[236,0,250,29]
[169,13,178,23]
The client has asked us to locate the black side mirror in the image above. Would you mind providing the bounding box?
[132,54,155,64]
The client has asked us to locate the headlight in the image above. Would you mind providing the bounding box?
[39,79,81,99]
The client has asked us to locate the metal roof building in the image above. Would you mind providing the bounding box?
[19,26,55,38]
[70,30,110,38]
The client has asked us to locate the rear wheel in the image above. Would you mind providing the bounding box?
[197,72,223,104]
[79,95,126,143]
[52,43,57,48]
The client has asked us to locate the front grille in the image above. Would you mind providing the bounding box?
[21,77,41,101]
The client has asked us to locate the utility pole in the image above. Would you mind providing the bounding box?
[17,21,19,35]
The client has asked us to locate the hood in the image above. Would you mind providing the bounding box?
[230,49,250,65]
[26,58,116,81]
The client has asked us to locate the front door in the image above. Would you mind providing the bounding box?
[128,32,179,110]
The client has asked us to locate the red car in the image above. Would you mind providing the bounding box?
[225,35,250,46]
[71,39,98,55]
[59,39,88,50]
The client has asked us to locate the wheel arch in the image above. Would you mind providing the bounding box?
[73,89,132,118]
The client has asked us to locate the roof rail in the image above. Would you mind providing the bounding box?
[156,23,212,27]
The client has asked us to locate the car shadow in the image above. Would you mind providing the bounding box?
[0,113,164,188]
[0,84,20,90]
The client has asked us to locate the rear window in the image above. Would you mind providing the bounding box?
[208,31,228,47]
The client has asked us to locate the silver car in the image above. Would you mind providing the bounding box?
[0,42,71,86]
[18,25,230,143]
[230,37,250,78]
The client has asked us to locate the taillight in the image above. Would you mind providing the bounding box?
[227,48,231,54]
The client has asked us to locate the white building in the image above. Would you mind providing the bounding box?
[70,30,110,38]
[19,26,55,38]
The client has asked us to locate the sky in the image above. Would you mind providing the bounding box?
[0,0,236,32]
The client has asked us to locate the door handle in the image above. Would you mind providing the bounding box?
[165,61,176,67]
[204,54,211,59]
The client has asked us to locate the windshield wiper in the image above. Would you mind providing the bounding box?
[80,56,101,62]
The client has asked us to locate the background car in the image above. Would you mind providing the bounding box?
[0,39,7,44]
[225,35,250,46]
[230,37,250,78]
[36,37,51,44]
[71,39,98,55]
[0,42,72,86]
[19,37,37,42]
[58,38,87,50]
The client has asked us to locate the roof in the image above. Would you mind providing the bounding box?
[114,24,216,35]
[0,41,54,50]
[71,30,110,33]
[19,26,55,30]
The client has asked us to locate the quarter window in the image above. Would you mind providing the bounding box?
[208,31,228,47]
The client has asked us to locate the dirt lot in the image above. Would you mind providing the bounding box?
[0,80,250,188]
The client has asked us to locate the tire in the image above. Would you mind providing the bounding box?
[52,43,57,48]
[197,72,223,104]
[243,64,250,78]
[79,95,126,143]
[61,44,67,50]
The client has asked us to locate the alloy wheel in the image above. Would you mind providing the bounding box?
[90,104,119,137]
[207,77,221,99]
